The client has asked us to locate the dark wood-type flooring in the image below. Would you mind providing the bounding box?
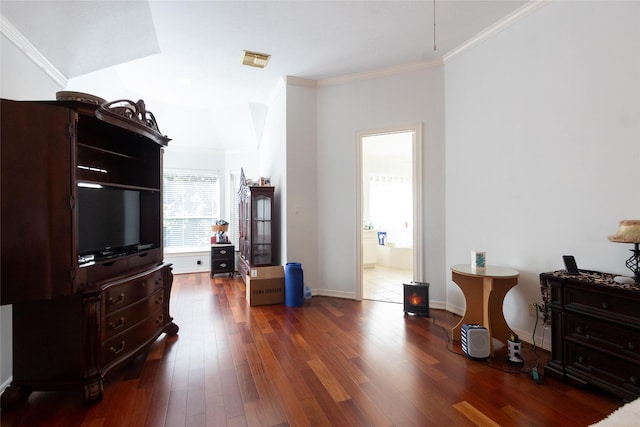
[1,273,624,426]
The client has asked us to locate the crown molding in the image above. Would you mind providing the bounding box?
[443,0,553,63]
[317,59,443,87]
[285,58,443,90]
[284,76,317,88]
[286,0,550,89]
[1,14,67,87]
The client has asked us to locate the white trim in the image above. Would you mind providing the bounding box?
[318,59,442,88]
[0,376,12,395]
[171,266,211,275]
[285,75,317,88]
[164,248,210,255]
[412,124,424,282]
[315,289,357,300]
[0,14,67,87]
[443,0,554,63]
[356,133,364,300]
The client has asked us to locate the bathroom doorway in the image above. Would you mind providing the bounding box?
[356,126,423,303]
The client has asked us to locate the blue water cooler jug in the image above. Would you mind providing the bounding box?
[285,262,304,307]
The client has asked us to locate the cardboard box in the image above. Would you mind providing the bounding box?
[246,265,284,306]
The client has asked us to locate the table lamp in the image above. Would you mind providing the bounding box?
[608,220,640,282]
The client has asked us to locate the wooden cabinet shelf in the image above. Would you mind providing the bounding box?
[0,97,178,409]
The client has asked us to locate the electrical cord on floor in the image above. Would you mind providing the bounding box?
[486,304,551,381]
[427,308,550,380]
[427,312,467,356]
[529,302,547,383]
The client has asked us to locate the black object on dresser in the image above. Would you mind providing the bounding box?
[540,270,640,401]
[211,243,235,276]
[0,97,178,408]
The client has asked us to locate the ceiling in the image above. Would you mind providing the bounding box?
[1,0,529,152]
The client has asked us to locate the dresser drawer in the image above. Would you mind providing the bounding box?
[102,289,165,340]
[102,307,166,367]
[565,342,640,400]
[86,257,130,284]
[128,248,161,270]
[211,245,234,258]
[102,268,164,315]
[565,285,640,325]
[566,313,640,361]
[212,259,233,270]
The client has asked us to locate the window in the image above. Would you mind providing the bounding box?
[368,174,413,247]
[163,170,219,251]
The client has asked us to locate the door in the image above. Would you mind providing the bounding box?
[1,100,74,304]
[356,126,423,302]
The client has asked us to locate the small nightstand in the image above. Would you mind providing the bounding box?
[211,244,234,277]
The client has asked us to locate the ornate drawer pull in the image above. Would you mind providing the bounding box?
[155,315,164,324]
[109,293,125,305]
[109,317,125,330]
[155,295,164,304]
[220,250,227,254]
[110,341,125,355]
[220,263,227,268]
[630,376,638,385]
[600,301,609,309]
[577,355,585,364]
[575,326,584,334]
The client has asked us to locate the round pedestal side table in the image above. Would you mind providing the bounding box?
[450,264,519,355]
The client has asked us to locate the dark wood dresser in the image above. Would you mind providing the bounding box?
[540,270,640,401]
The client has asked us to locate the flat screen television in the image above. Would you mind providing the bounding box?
[77,185,141,257]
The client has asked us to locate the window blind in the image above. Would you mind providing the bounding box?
[163,171,220,250]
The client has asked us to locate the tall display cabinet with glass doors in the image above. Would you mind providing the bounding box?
[237,169,275,281]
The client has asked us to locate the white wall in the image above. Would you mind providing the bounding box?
[315,65,447,301]
[260,81,287,265]
[444,0,640,345]
[0,33,65,390]
[284,81,319,291]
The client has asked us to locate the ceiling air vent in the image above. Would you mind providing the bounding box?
[242,50,270,68]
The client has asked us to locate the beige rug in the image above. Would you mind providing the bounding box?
[591,397,640,426]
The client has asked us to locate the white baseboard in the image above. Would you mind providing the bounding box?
[0,376,12,394]
[315,289,356,300]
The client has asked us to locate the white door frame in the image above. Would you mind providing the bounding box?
[355,124,424,300]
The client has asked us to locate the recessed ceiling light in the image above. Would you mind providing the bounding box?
[242,50,270,69]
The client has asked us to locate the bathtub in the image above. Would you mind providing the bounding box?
[376,243,413,270]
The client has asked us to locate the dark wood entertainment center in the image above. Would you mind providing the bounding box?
[0,96,178,408]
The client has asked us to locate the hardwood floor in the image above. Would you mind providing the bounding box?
[1,273,623,426]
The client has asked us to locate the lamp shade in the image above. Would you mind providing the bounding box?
[608,220,640,243]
